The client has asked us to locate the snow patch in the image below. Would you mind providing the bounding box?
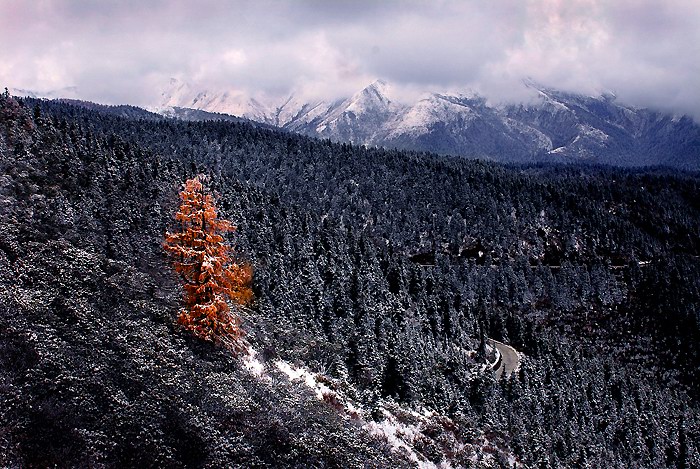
[241,347,268,379]
[363,410,432,467]
[389,93,477,138]
[548,146,566,154]
[239,345,520,467]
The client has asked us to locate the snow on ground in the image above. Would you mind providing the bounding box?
[275,359,333,400]
[548,146,566,154]
[239,345,521,468]
[240,346,268,379]
[577,124,609,141]
[388,93,476,138]
[364,412,427,467]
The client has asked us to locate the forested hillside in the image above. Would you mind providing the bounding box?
[2,93,699,467]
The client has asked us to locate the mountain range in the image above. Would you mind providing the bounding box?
[9,79,700,169]
[158,78,700,169]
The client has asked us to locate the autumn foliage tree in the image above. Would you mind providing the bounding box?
[164,175,252,349]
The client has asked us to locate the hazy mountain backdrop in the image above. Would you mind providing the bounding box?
[157,78,700,169]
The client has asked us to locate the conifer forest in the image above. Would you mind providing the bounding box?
[1,92,699,468]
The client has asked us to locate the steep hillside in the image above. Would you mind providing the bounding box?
[0,93,415,468]
[3,93,700,467]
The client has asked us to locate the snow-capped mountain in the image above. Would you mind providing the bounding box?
[290,80,407,144]
[158,78,273,123]
[158,78,700,168]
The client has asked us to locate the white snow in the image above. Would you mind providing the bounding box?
[388,93,476,138]
[577,124,609,142]
[363,410,432,467]
[158,78,280,123]
[238,343,521,467]
[548,146,566,154]
[241,347,268,379]
[274,359,333,399]
[238,346,438,466]
[312,80,406,136]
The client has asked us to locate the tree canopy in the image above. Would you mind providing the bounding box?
[164,175,252,348]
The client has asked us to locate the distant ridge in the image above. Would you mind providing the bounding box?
[158,78,700,169]
[11,79,699,169]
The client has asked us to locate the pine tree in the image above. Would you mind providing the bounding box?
[164,175,252,349]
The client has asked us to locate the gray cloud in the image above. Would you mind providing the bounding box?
[1,0,698,118]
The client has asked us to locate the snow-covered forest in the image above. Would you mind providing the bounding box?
[1,93,699,467]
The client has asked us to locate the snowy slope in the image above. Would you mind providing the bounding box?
[157,78,274,123]
[157,78,329,127]
[155,79,700,168]
[303,80,408,143]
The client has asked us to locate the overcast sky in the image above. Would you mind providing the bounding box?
[1,0,699,117]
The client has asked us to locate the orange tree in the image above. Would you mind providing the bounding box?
[164,175,252,349]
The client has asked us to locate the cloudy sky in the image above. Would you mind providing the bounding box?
[1,0,699,117]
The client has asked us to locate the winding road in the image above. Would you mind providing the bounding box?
[488,339,520,379]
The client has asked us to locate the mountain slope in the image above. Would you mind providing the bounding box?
[0,94,413,468]
[158,79,700,169]
[5,94,700,467]
[297,80,406,144]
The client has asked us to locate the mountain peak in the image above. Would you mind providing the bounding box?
[330,81,394,121]
[361,78,389,95]
[352,79,394,108]
[151,79,700,169]
[522,77,551,92]
[367,79,388,91]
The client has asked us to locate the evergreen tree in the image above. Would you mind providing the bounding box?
[164,175,252,349]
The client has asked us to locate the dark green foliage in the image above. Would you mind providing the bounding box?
[1,94,699,467]
[0,95,409,468]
